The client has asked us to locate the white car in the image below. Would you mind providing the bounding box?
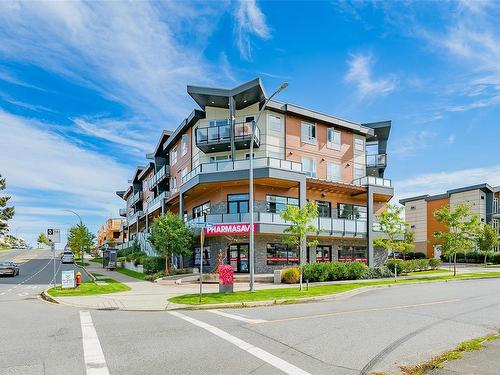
[61,251,74,264]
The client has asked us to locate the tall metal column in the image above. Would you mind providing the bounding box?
[229,96,236,161]
[367,185,375,267]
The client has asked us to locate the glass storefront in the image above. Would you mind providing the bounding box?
[316,245,332,262]
[227,244,249,273]
[266,243,299,266]
[338,245,367,263]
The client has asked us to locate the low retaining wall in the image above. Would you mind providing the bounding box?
[123,261,144,273]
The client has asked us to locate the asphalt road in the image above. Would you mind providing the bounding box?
[2,250,500,374]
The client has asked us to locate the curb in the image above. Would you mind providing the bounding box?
[40,289,59,304]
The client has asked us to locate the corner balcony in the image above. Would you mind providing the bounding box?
[146,191,169,212]
[195,121,260,153]
[352,176,392,188]
[119,208,127,217]
[129,191,143,205]
[148,165,170,190]
[186,212,367,238]
[128,210,143,225]
[181,157,303,186]
[366,153,387,168]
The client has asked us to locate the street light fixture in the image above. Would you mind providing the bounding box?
[249,82,288,292]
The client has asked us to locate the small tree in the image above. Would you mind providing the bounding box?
[37,233,50,248]
[433,203,481,276]
[149,212,193,273]
[0,174,14,236]
[281,200,319,289]
[401,226,416,260]
[478,223,500,265]
[373,204,409,279]
[68,223,95,266]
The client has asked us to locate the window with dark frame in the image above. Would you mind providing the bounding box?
[266,195,299,213]
[227,194,249,214]
[337,204,367,220]
[316,245,332,262]
[193,202,210,219]
[316,200,332,218]
[266,243,299,266]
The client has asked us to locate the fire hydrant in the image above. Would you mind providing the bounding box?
[75,271,81,287]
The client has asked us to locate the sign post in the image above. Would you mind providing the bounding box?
[191,222,213,303]
[47,229,61,286]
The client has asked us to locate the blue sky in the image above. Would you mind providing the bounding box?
[0,1,499,245]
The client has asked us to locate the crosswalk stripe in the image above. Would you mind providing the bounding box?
[80,311,110,375]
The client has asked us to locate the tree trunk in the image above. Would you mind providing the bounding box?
[484,252,488,267]
[164,253,171,274]
[453,252,457,277]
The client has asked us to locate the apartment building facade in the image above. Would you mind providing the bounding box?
[117,78,394,273]
[400,184,500,258]
[97,218,125,249]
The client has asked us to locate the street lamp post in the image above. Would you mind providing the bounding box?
[65,209,84,266]
[249,82,288,292]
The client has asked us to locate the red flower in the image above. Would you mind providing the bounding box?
[219,264,234,285]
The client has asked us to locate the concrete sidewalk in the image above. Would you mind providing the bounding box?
[424,336,500,375]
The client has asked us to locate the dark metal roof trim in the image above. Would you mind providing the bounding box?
[400,183,495,205]
[162,109,205,152]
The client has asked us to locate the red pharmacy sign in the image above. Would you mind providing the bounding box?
[204,223,256,235]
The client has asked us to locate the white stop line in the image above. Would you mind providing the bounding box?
[79,311,110,375]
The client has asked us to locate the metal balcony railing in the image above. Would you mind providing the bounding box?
[146,191,169,211]
[352,176,392,188]
[366,153,387,168]
[181,157,303,185]
[129,191,143,205]
[195,120,260,152]
[148,165,169,190]
[128,210,143,225]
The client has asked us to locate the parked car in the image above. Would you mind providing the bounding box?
[61,251,75,264]
[0,261,19,277]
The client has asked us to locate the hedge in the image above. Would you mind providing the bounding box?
[440,251,500,264]
[142,256,165,274]
[301,261,366,282]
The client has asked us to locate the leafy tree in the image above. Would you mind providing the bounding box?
[68,223,95,266]
[149,212,193,273]
[0,174,14,235]
[281,200,319,289]
[37,233,50,248]
[433,203,481,276]
[373,204,409,279]
[477,223,499,265]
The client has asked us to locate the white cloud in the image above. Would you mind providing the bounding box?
[345,53,397,98]
[234,0,271,60]
[391,130,434,157]
[0,110,130,243]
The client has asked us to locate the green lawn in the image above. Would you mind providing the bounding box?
[90,257,103,264]
[407,269,451,276]
[91,272,103,277]
[169,271,500,305]
[47,278,130,297]
[117,268,145,280]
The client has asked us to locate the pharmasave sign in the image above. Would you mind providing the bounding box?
[204,223,256,236]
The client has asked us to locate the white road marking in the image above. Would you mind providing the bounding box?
[209,309,268,324]
[79,311,110,375]
[17,292,29,297]
[169,311,311,375]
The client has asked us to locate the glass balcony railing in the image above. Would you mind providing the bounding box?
[129,191,143,205]
[366,153,387,168]
[195,120,260,152]
[146,191,169,211]
[148,165,169,190]
[128,210,143,224]
[181,157,303,185]
[119,208,127,217]
[352,176,392,188]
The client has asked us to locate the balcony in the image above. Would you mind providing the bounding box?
[181,157,303,185]
[366,153,387,168]
[128,210,143,225]
[129,191,143,205]
[146,191,169,212]
[186,212,367,237]
[195,120,260,153]
[119,208,127,217]
[352,176,392,188]
[148,165,169,190]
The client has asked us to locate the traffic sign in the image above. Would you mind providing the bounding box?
[47,228,61,243]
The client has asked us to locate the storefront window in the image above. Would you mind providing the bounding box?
[338,246,367,263]
[337,204,367,220]
[227,194,249,214]
[316,245,332,262]
[266,195,299,213]
[194,246,211,266]
[193,202,210,219]
[316,201,331,218]
[266,243,299,265]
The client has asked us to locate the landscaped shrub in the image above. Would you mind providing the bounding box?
[345,261,366,279]
[361,266,393,279]
[405,252,426,260]
[428,258,442,269]
[282,268,300,284]
[415,259,430,271]
[302,262,330,282]
[142,256,165,274]
[144,271,166,282]
[493,253,500,264]
[386,259,404,275]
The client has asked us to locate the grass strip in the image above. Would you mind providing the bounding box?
[400,332,500,375]
[407,269,451,276]
[169,271,500,305]
[90,257,103,264]
[47,278,130,297]
[116,268,145,280]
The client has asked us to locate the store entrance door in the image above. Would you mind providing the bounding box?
[228,244,249,273]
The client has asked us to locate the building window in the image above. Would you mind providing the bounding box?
[354,165,364,179]
[493,219,499,234]
[411,225,416,229]
[170,176,177,191]
[245,153,255,160]
[181,134,188,156]
[410,205,416,210]
[316,245,332,262]
[354,138,365,152]
[227,194,249,214]
[208,119,229,127]
[266,243,299,266]
[327,161,341,182]
[171,147,177,165]
[301,121,316,144]
[209,154,231,163]
[338,246,367,263]
[327,128,341,150]
[266,195,299,213]
[494,198,499,213]
[193,202,210,219]
[181,168,188,181]
[194,246,211,266]
[481,195,485,200]
[268,115,281,132]
[302,157,317,178]
[316,200,331,218]
[337,204,367,220]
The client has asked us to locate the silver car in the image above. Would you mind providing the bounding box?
[61,251,74,264]
[0,262,19,276]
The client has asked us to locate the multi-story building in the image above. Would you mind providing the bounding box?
[116,78,395,273]
[97,218,125,249]
[400,184,500,258]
